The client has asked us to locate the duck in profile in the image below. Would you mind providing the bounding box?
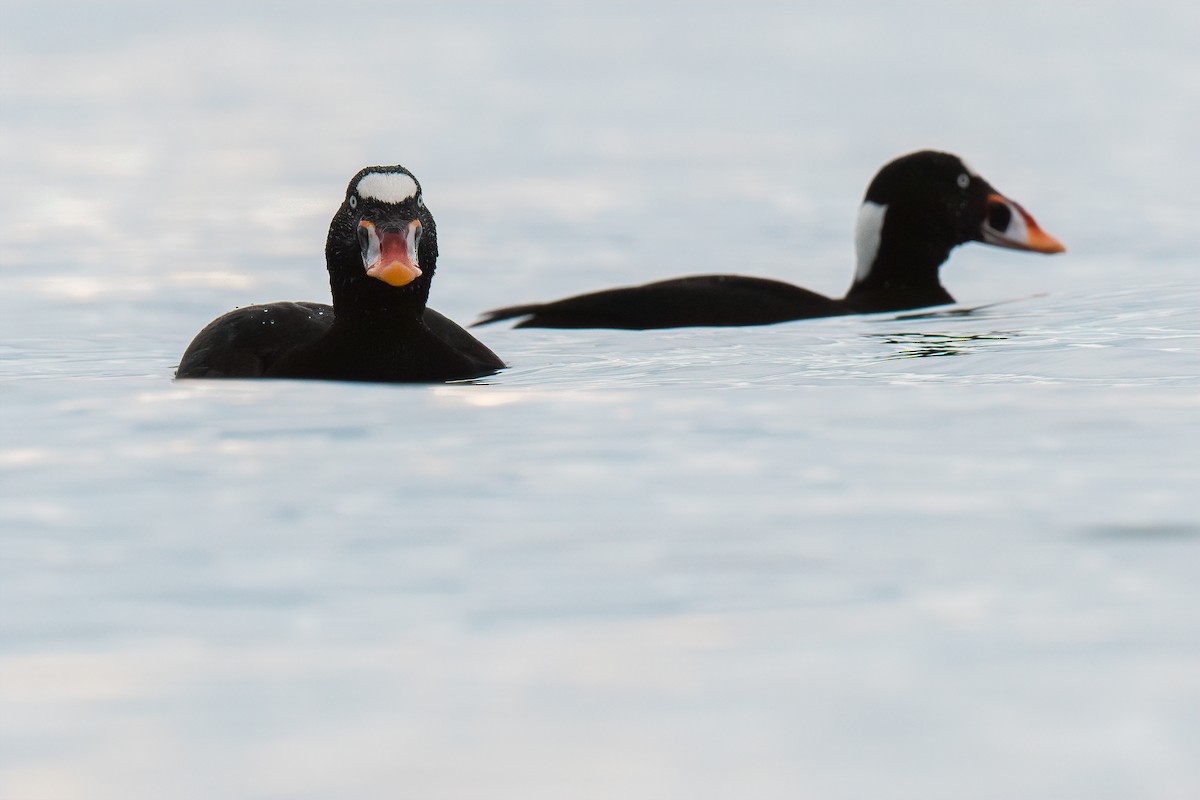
[177,165,504,382]
[474,150,1065,330]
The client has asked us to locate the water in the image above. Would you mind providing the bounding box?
[2,2,1199,798]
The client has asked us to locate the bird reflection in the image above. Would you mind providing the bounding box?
[894,294,1047,321]
[869,331,1014,360]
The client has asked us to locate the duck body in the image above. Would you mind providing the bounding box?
[176,166,504,383]
[476,275,847,330]
[177,304,502,380]
[265,309,499,383]
[475,151,1064,331]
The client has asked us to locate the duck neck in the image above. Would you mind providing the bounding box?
[842,202,956,312]
[328,265,430,329]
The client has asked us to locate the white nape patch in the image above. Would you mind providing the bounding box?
[356,172,418,204]
[854,201,887,283]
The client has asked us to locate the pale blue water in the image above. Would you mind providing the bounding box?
[2,2,1199,799]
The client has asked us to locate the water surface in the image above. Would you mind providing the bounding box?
[2,2,1199,798]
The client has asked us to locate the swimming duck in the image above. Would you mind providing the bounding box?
[474,151,1064,330]
[177,165,504,382]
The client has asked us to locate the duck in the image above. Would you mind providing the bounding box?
[473,150,1064,330]
[176,165,504,383]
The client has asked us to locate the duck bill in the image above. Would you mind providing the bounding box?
[360,219,423,286]
[981,193,1066,254]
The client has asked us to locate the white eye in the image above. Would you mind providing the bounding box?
[416,194,424,207]
[349,195,358,209]
[957,173,970,189]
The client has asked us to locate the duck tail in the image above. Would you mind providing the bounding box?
[472,304,542,328]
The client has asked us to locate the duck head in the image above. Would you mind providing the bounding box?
[326,165,439,320]
[847,150,1063,311]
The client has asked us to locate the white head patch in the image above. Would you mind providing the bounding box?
[356,172,419,204]
[854,201,887,283]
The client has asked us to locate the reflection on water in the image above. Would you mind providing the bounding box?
[870,331,1014,360]
[893,294,1049,321]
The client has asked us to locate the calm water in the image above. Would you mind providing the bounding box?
[2,2,1199,799]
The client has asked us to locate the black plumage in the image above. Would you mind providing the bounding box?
[475,151,1064,330]
[177,166,503,383]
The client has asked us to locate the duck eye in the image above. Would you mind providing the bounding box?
[349,195,358,209]
[416,194,424,207]
[957,173,970,189]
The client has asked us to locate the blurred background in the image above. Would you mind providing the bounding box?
[1,2,1198,799]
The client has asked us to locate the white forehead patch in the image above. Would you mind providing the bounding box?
[959,158,981,179]
[854,201,887,283]
[356,172,418,203]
